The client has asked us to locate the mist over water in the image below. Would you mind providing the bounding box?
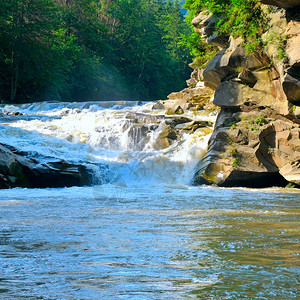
[0,101,299,299]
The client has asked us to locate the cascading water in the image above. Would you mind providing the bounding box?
[1,101,299,300]
[0,100,217,186]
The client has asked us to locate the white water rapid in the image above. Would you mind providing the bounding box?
[0,101,217,186]
[1,101,300,300]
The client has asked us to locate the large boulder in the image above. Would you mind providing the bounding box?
[202,40,270,89]
[282,12,300,102]
[282,72,300,102]
[0,144,95,188]
[0,145,30,188]
[262,6,300,103]
[213,75,289,114]
[193,109,300,187]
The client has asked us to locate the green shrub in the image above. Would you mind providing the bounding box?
[232,157,242,168]
[254,115,267,125]
[184,0,267,53]
[230,146,242,168]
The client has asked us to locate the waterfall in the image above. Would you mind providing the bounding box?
[0,101,217,186]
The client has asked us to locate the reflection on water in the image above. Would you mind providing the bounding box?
[0,186,299,299]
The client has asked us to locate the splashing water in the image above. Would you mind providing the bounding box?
[1,101,299,300]
[0,101,217,186]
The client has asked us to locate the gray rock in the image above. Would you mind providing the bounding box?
[282,72,300,103]
[0,144,96,188]
[237,69,257,87]
[213,80,277,108]
[152,101,165,110]
[203,46,270,89]
[186,77,198,88]
[192,10,229,48]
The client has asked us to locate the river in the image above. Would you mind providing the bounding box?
[0,101,299,299]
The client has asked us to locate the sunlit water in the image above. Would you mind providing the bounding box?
[0,101,299,299]
[1,186,299,299]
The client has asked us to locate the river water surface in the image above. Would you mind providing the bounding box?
[1,185,299,299]
[0,101,299,299]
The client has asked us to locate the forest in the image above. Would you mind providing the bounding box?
[0,0,193,103]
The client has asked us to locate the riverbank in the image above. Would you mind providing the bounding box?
[174,1,300,188]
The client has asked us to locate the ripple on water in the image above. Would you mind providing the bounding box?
[0,184,299,299]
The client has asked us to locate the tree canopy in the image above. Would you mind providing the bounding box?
[0,0,192,103]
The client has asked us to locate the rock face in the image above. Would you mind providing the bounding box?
[192,3,300,187]
[0,143,96,188]
[192,10,229,49]
[167,81,216,113]
[167,68,218,114]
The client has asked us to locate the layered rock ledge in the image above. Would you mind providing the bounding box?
[0,101,214,189]
[0,143,96,188]
[187,1,300,187]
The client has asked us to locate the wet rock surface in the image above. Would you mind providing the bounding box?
[0,143,97,188]
[0,99,215,188]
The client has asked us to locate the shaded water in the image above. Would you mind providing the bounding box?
[0,101,299,298]
[0,185,299,299]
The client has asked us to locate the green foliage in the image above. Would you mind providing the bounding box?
[264,27,288,62]
[268,146,274,155]
[229,116,241,127]
[184,0,267,54]
[236,66,247,73]
[232,157,242,168]
[0,0,192,103]
[180,9,218,67]
[285,182,296,189]
[230,146,242,168]
[179,30,217,67]
[276,44,287,61]
[254,115,267,125]
[0,0,61,102]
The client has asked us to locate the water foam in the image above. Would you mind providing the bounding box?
[0,101,216,185]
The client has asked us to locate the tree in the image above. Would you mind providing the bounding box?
[0,0,193,103]
[0,0,72,102]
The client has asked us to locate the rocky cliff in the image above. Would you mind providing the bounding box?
[184,0,300,187]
